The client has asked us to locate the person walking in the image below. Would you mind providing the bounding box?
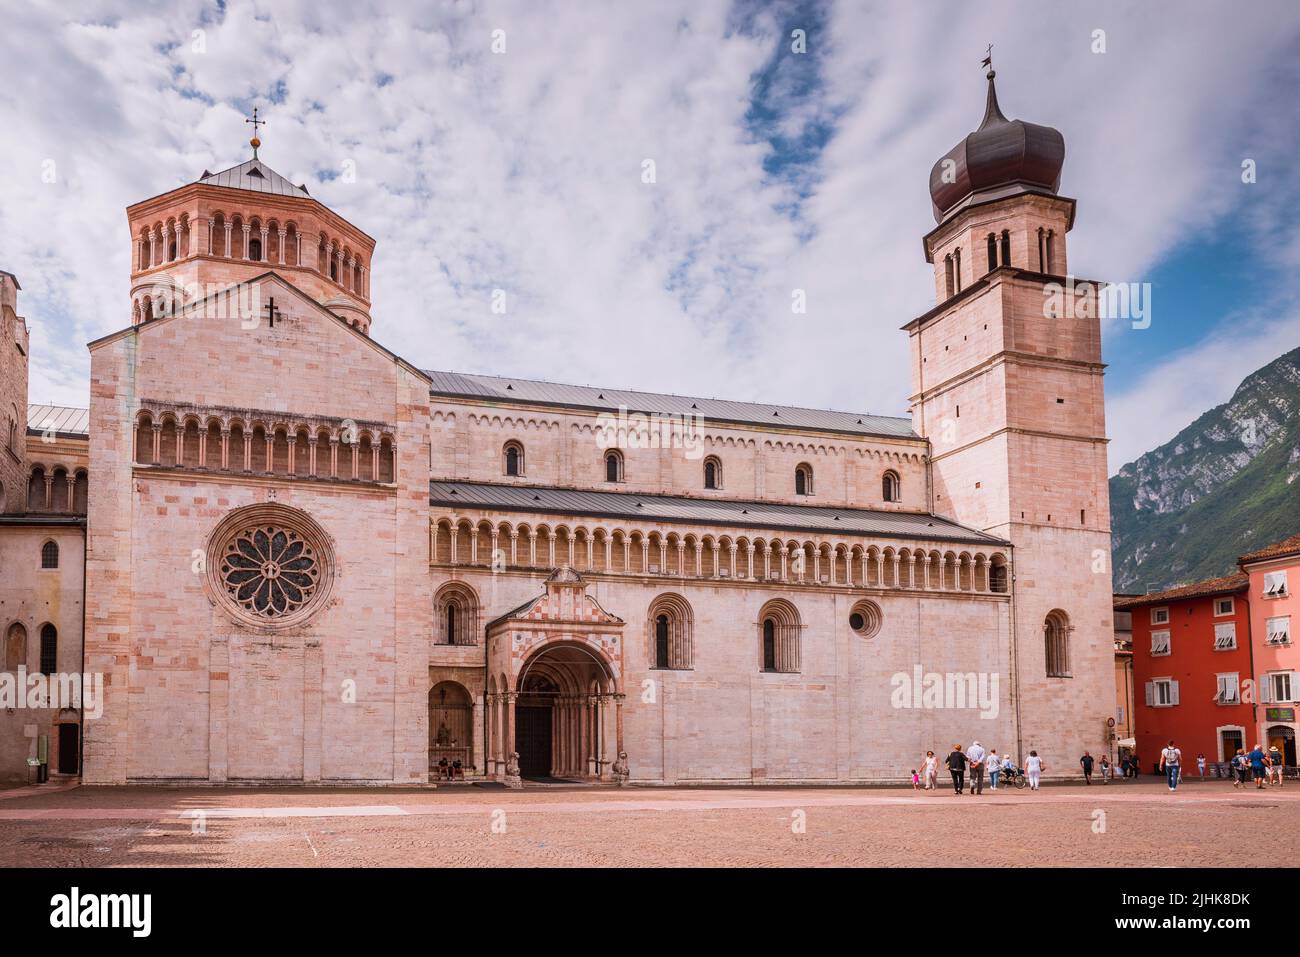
[1248,744,1268,789]
[1231,748,1247,788]
[1268,746,1284,787]
[987,749,1001,790]
[1024,751,1044,790]
[1159,740,1182,791]
[1079,751,1094,785]
[1196,753,1207,781]
[945,744,967,795]
[1130,751,1140,779]
[921,750,939,791]
[1099,754,1111,784]
[966,741,986,795]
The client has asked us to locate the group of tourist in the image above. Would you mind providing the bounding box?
[1145,740,1288,792]
[914,743,1045,795]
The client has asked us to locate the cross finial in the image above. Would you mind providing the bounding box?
[245,106,265,159]
[981,44,994,78]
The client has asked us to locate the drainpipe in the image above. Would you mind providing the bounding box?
[1008,543,1022,765]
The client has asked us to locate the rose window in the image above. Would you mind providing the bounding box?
[207,505,333,628]
[220,526,320,618]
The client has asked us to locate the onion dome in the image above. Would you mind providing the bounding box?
[928,69,1065,223]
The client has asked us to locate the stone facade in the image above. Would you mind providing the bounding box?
[1,75,1115,786]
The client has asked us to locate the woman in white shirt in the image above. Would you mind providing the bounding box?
[921,750,939,791]
[1024,750,1044,790]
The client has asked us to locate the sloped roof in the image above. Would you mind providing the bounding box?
[430,480,1003,545]
[1240,532,1300,566]
[27,404,89,436]
[198,159,310,198]
[425,369,916,439]
[1112,573,1249,610]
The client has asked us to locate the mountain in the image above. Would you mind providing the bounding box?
[1109,345,1300,592]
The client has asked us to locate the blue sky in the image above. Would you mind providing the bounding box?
[1,0,1298,472]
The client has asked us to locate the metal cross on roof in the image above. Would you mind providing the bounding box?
[245,106,265,158]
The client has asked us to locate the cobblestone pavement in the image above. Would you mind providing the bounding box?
[1,779,1296,867]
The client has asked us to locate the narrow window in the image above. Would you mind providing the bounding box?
[944,255,954,298]
[504,443,522,477]
[1000,229,1011,266]
[655,614,670,669]
[953,248,962,292]
[987,234,997,272]
[39,624,57,675]
[1045,230,1055,272]
[704,457,721,490]
[249,238,262,262]
[795,464,812,496]
[41,540,59,569]
[762,619,777,671]
[1037,227,1046,272]
[447,604,457,645]
[605,451,622,483]
[882,471,900,503]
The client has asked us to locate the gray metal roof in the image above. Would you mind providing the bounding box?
[27,404,89,436]
[430,481,1003,546]
[425,369,917,439]
[198,159,310,198]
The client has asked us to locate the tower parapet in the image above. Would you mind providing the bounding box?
[125,122,375,335]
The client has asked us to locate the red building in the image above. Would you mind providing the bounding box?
[1115,574,1253,772]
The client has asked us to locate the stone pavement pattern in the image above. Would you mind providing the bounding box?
[1,781,1297,867]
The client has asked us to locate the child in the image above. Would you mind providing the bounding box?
[911,769,920,790]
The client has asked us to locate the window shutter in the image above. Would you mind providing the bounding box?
[1144,681,1154,706]
[1260,680,1272,704]
[1170,680,1180,706]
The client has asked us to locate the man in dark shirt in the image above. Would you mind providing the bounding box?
[1079,751,1094,784]
[945,745,967,795]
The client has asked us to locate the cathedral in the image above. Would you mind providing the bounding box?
[0,69,1114,786]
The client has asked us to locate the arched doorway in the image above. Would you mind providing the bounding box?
[513,641,615,781]
[429,681,472,777]
[1267,725,1296,767]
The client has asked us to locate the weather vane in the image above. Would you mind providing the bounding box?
[981,44,994,77]
[245,106,265,159]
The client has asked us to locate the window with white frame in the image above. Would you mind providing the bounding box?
[1266,616,1291,646]
[1150,630,1171,656]
[1151,607,1170,624]
[1146,678,1178,707]
[1266,671,1294,704]
[1216,673,1240,704]
[1214,597,1234,617]
[1213,621,1237,651]
[1263,571,1288,597]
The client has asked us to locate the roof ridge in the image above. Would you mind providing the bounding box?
[424,368,913,426]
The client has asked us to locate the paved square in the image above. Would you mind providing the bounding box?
[1,779,1296,867]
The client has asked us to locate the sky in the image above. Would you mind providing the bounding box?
[1,0,1298,473]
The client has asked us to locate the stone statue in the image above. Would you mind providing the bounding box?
[435,722,450,746]
[612,750,630,786]
[504,750,522,789]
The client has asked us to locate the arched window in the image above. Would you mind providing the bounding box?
[249,238,262,262]
[604,450,623,483]
[504,442,524,477]
[703,456,721,490]
[434,583,479,646]
[1045,229,1055,273]
[882,470,900,503]
[987,233,998,272]
[648,594,693,670]
[1000,229,1011,266]
[28,467,46,511]
[758,599,801,673]
[38,624,57,675]
[1044,610,1071,678]
[4,622,26,671]
[944,254,954,298]
[989,557,1009,593]
[1036,227,1046,272]
[794,463,813,496]
[41,540,58,569]
[953,247,962,292]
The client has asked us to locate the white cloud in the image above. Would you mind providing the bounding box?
[0,0,1298,478]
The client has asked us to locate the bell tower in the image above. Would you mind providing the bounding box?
[125,111,376,334]
[907,65,1113,763]
[0,270,29,515]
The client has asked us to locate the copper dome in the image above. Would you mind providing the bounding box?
[928,71,1065,223]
